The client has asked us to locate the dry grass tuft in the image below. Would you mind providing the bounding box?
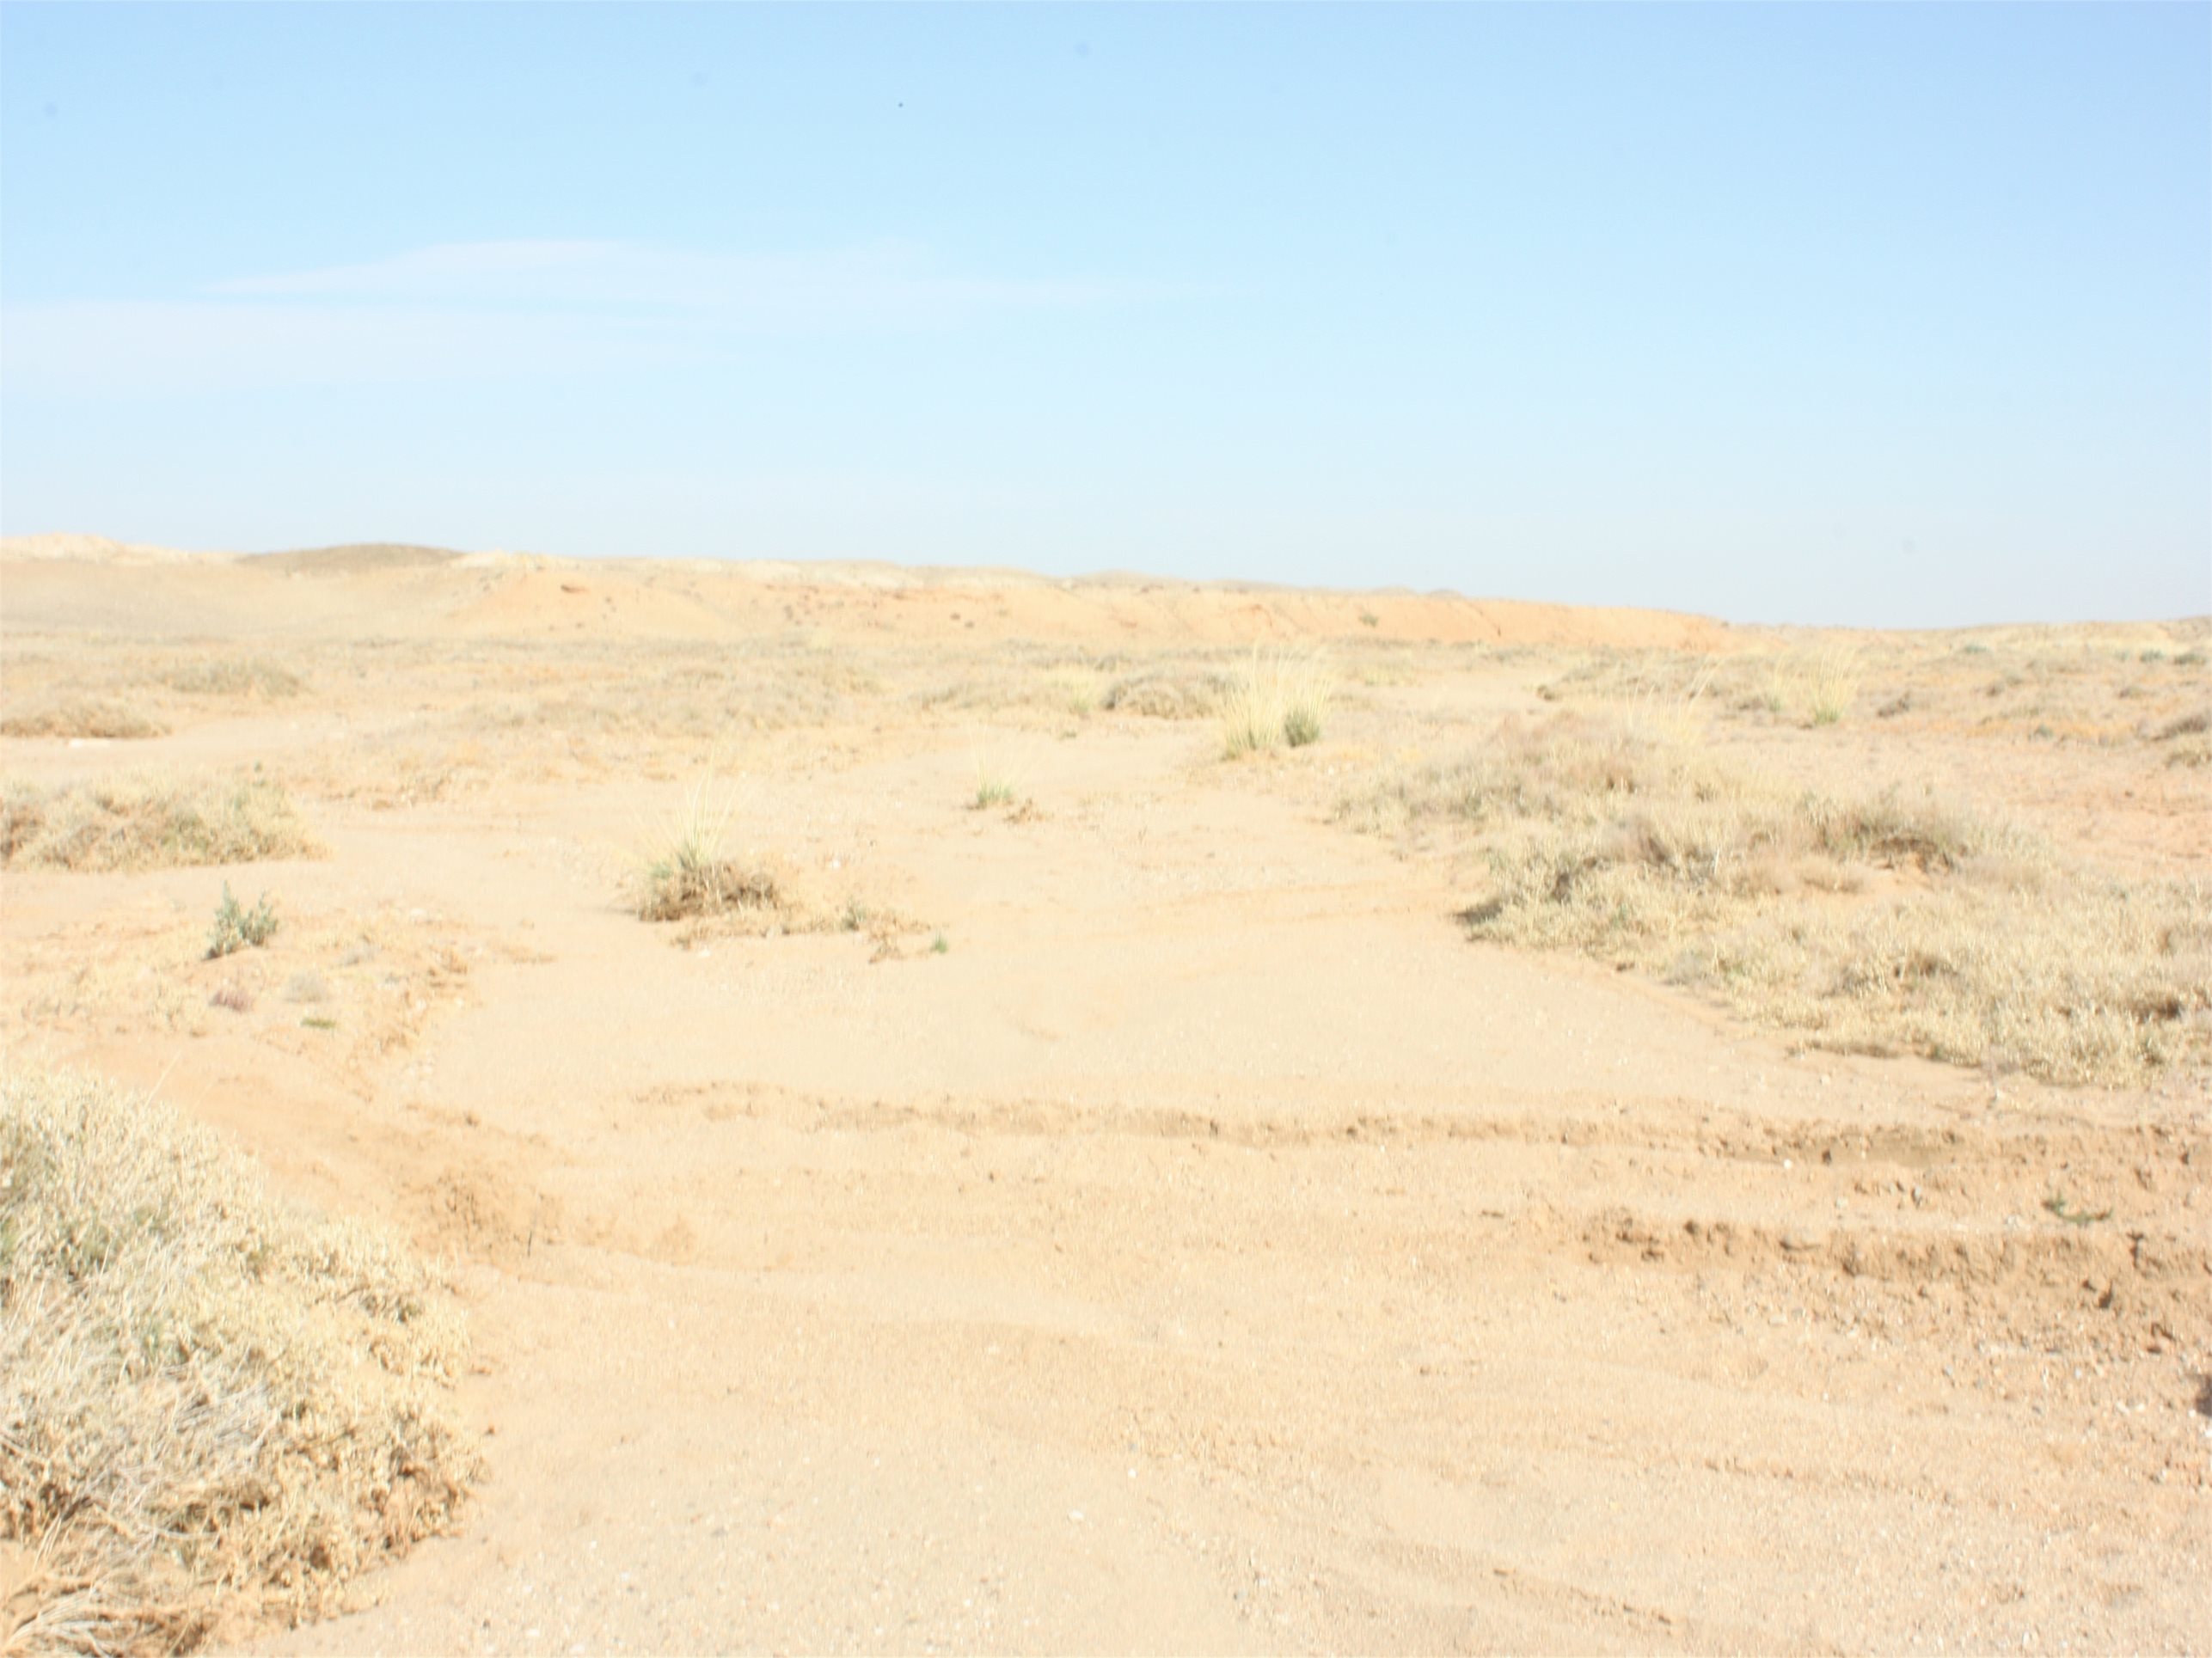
[968,745,1025,813]
[0,1070,478,1655]
[633,780,782,924]
[0,702,167,742]
[1341,715,2210,1086]
[1,776,318,872]
[1768,644,1860,726]
[1218,649,1335,757]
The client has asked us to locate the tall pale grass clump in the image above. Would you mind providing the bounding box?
[1,1071,478,1654]
[970,756,1020,811]
[1338,713,2210,1086]
[1218,648,1335,757]
[1,775,318,872]
[633,777,778,922]
[1770,644,1860,726]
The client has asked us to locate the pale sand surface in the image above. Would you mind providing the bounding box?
[4,543,2207,1654]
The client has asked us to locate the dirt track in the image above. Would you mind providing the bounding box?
[3,548,2207,1653]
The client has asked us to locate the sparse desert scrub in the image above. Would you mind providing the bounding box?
[1677,876,2212,1084]
[1534,633,2212,754]
[1340,714,2210,1086]
[0,1069,478,1655]
[1218,649,1335,756]
[1,774,318,872]
[156,656,305,699]
[0,701,168,741]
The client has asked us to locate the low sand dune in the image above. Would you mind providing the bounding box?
[3,537,1733,652]
[0,531,240,566]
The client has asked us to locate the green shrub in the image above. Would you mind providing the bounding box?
[205,884,279,958]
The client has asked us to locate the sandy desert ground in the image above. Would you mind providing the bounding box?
[3,536,2209,1655]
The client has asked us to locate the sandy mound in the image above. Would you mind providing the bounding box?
[248,542,466,574]
[0,532,235,566]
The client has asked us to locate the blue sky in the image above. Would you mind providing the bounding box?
[3,3,2205,626]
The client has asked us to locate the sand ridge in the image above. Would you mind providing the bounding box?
[3,537,1735,652]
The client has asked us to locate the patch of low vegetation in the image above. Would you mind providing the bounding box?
[1045,666,1103,719]
[634,784,781,924]
[1536,633,2212,751]
[1339,714,2211,1086]
[283,971,329,1004]
[157,657,305,699]
[2166,737,2210,770]
[0,701,168,741]
[1,775,318,872]
[0,1069,478,1654]
[205,884,280,958]
[2043,1191,2113,1227]
[1218,648,1335,757]
[1781,645,1859,727]
[1100,666,1230,720]
[631,780,923,955]
[968,748,1024,812]
[206,981,256,1013]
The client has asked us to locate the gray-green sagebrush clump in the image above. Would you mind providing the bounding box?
[0,1071,480,1655]
[205,884,280,958]
[1340,713,2212,1086]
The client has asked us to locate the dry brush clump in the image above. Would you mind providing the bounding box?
[1340,714,2210,1086]
[155,657,305,700]
[1,775,318,872]
[0,1070,479,1655]
[632,780,789,927]
[0,701,168,742]
[1100,664,1232,720]
[632,780,922,953]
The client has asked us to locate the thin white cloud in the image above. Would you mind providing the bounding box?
[4,240,1158,394]
[212,239,1132,318]
[3,299,688,393]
